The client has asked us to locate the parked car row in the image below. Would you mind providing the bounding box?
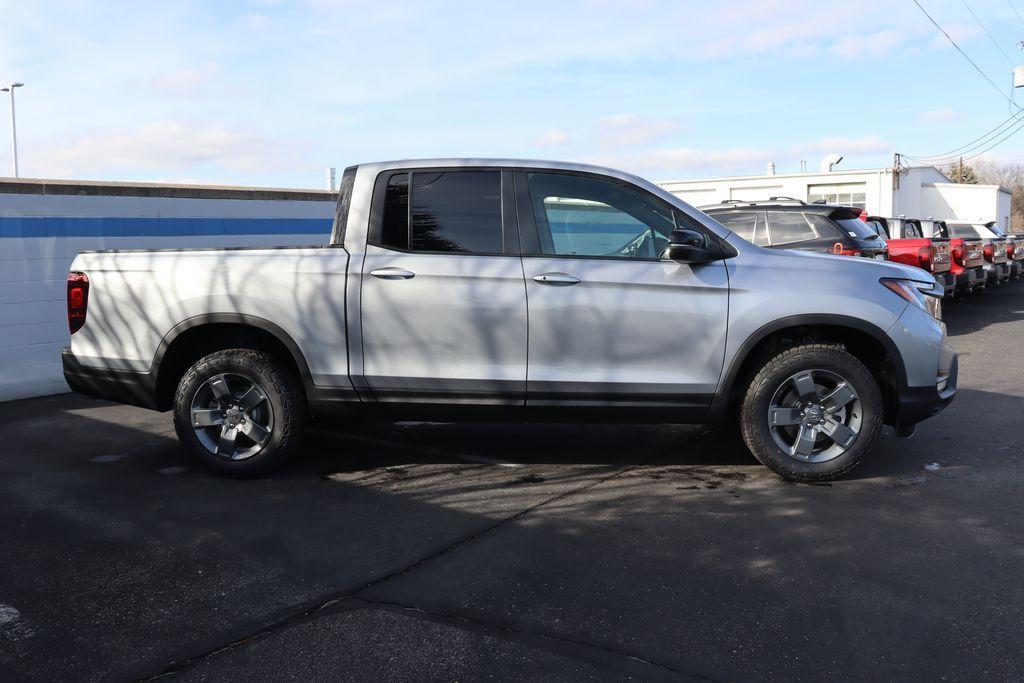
[702,198,1021,300]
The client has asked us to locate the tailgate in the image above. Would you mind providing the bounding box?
[963,240,984,268]
[931,240,951,274]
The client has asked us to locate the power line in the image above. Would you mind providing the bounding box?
[907,109,1024,160]
[906,115,1024,165]
[961,0,1016,66]
[1007,0,1024,29]
[911,0,1020,109]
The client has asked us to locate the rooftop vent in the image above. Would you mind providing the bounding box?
[820,154,844,173]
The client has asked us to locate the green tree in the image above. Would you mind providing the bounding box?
[944,162,979,184]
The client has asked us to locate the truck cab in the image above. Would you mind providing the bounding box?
[868,217,956,297]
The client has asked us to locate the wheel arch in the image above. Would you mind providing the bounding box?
[712,314,906,426]
[152,314,312,411]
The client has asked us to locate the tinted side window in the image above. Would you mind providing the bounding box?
[380,173,410,249]
[949,224,981,239]
[768,212,819,245]
[411,171,502,253]
[714,211,767,246]
[526,172,676,259]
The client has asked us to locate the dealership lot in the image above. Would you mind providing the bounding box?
[0,283,1022,681]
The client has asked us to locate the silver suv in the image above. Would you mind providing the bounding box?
[62,159,957,480]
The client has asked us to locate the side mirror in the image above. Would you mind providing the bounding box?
[666,228,722,264]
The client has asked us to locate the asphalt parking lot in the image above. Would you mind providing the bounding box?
[2,281,1023,682]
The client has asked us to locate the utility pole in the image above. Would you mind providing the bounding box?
[1,82,24,178]
[959,155,964,183]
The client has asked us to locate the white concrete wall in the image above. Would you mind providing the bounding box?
[919,183,1012,229]
[0,189,335,402]
[658,168,896,216]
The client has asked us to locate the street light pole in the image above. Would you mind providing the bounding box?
[1,82,24,178]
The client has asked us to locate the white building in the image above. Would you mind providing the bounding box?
[657,163,1012,229]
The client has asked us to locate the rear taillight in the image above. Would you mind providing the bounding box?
[918,245,934,271]
[831,242,861,257]
[67,271,89,334]
[952,245,964,266]
[984,244,994,262]
[1008,242,1016,258]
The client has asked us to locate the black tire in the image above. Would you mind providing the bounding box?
[740,343,883,482]
[173,349,305,477]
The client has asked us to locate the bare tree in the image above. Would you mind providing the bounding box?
[972,161,1024,231]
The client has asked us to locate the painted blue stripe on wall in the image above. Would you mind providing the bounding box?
[0,217,333,238]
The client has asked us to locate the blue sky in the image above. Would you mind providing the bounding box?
[1,0,1023,188]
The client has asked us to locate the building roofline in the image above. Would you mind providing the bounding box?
[0,176,337,201]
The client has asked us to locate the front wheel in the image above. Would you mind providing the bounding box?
[173,349,305,477]
[740,344,883,481]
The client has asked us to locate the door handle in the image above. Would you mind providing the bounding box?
[532,272,581,286]
[370,267,416,280]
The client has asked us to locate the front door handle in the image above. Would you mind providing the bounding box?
[370,267,416,280]
[532,272,581,286]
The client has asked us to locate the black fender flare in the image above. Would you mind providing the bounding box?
[152,312,314,389]
[709,313,907,421]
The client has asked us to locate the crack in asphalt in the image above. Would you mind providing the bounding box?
[337,596,719,682]
[140,459,702,680]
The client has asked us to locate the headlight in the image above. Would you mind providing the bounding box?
[881,277,942,320]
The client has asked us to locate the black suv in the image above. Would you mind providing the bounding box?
[702,198,888,259]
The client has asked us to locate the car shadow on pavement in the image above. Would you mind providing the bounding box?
[943,278,1024,336]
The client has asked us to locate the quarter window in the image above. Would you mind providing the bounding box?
[767,212,819,245]
[379,170,503,254]
[526,172,677,259]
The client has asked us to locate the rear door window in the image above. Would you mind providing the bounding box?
[767,212,819,245]
[377,170,503,254]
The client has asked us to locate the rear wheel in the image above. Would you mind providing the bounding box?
[740,344,883,481]
[173,349,305,476]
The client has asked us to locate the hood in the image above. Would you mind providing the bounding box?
[735,240,938,285]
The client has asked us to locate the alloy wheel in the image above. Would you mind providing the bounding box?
[767,369,862,463]
[190,373,274,460]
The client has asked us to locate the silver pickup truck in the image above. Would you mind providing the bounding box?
[62,159,957,481]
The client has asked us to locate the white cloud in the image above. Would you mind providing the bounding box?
[830,29,905,59]
[153,62,222,93]
[597,114,680,148]
[27,122,308,179]
[590,134,891,178]
[536,130,569,146]
[793,135,891,155]
[917,107,960,124]
[590,147,776,176]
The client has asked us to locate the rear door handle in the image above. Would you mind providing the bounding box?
[370,268,416,280]
[532,272,581,286]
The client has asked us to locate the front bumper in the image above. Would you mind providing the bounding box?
[894,354,958,430]
[62,347,161,411]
